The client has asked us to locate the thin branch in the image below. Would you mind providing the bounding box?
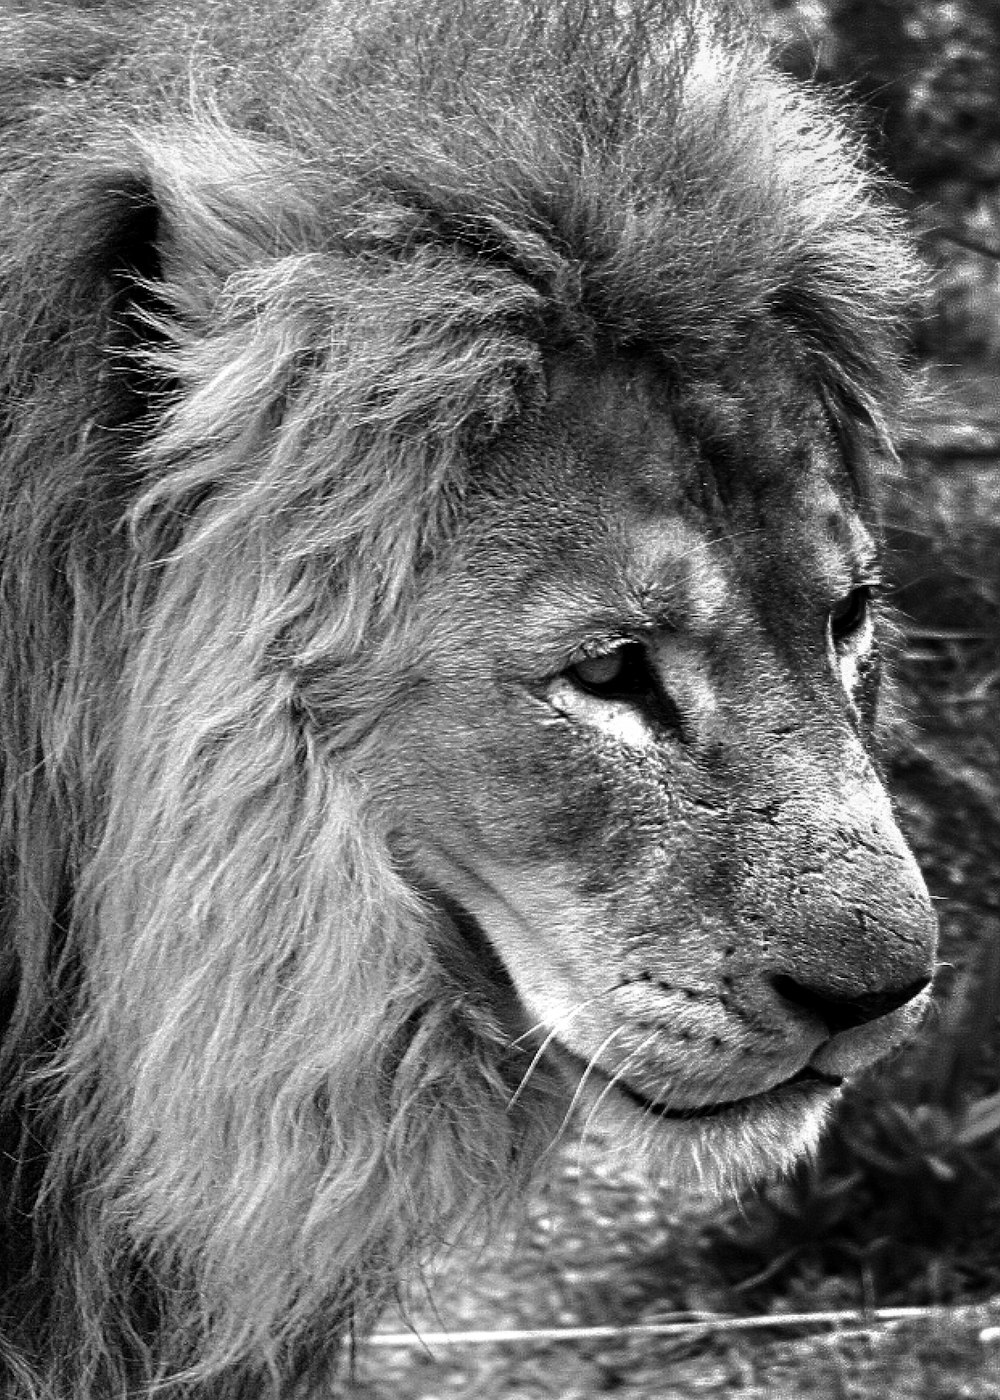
[368,1299,1000,1347]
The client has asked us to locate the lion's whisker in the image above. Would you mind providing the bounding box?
[506,996,602,1109]
[543,1025,628,1158]
[576,1031,661,1167]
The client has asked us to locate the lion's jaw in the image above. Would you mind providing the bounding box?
[380,355,937,1191]
[414,846,930,1193]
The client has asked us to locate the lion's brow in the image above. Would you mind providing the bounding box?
[515,535,745,650]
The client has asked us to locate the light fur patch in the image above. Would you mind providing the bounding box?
[833,605,875,698]
[546,676,660,748]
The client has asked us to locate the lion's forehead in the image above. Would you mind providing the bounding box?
[458,356,874,659]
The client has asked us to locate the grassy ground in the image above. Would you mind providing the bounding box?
[340,1128,1000,1398]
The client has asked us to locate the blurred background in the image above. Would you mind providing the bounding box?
[348,3,1000,1396]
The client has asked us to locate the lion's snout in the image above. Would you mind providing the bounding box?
[747,774,938,1076]
[710,731,939,1088]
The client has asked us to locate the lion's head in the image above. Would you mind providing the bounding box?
[0,0,935,1395]
[378,351,936,1188]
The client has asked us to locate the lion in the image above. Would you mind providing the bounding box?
[0,0,937,1394]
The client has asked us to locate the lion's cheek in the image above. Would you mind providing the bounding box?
[384,696,668,867]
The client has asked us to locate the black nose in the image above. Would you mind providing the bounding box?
[771,973,931,1037]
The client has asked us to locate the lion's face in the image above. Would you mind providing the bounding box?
[374,352,937,1186]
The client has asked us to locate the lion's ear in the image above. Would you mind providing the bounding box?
[1,157,169,428]
[61,168,162,307]
[79,168,169,414]
[5,130,308,430]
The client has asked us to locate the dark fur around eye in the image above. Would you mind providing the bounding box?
[830,586,874,647]
[569,644,648,698]
[568,644,684,735]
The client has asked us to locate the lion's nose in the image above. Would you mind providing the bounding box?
[770,972,932,1036]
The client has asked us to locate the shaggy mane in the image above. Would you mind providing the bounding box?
[0,2,919,1395]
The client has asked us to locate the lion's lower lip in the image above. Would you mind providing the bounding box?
[553,1043,843,1120]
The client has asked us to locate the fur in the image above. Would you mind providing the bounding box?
[0,2,920,1395]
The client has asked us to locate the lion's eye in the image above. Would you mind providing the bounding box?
[553,640,681,743]
[571,650,627,690]
[828,586,873,650]
[568,644,647,698]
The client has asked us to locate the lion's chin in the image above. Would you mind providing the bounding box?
[552,1051,840,1195]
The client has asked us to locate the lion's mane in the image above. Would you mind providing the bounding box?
[0,2,919,1395]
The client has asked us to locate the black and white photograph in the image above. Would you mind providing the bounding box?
[1,2,997,1396]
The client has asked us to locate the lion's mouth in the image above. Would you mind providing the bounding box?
[551,1041,843,1120]
[429,883,844,1121]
